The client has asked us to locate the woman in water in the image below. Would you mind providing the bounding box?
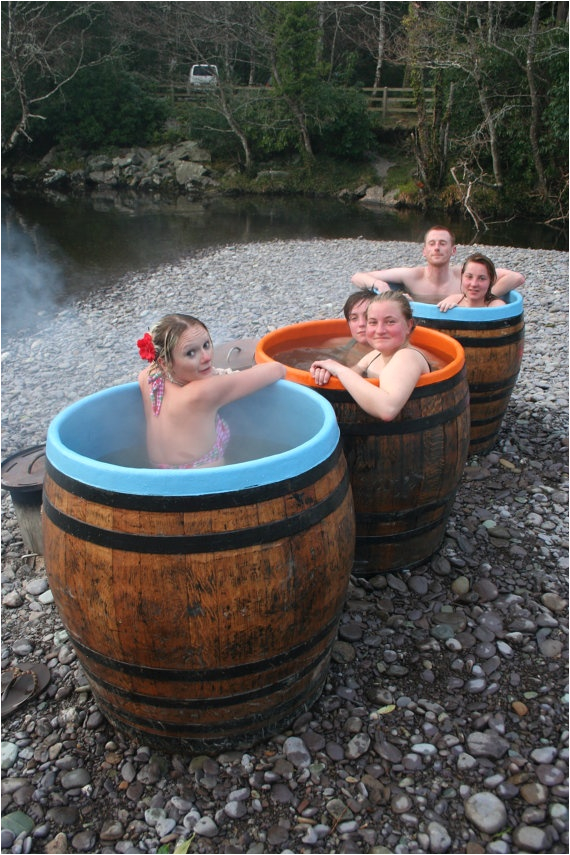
[310,291,430,422]
[137,313,285,468]
[328,289,376,366]
[439,253,506,311]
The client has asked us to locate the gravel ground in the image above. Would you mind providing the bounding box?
[1,238,568,855]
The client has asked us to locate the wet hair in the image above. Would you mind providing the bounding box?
[343,289,376,320]
[424,225,455,246]
[150,313,210,369]
[461,252,497,302]
[368,290,416,330]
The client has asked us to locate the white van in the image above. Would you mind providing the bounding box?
[189,64,218,87]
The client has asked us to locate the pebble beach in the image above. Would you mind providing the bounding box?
[1,237,568,855]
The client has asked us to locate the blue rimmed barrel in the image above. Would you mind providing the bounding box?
[255,320,470,576]
[411,291,524,455]
[42,381,354,752]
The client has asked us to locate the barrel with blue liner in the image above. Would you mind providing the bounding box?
[42,381,355,752]
[411,291,524,454]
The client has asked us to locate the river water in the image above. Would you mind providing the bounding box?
[2,191,566,337]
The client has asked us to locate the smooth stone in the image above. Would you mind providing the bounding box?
[326,798,353,820]
[473,579,499,601]
[537,637,563,657]
[374,739,403,764]
[451,576,470,595]
[282,736,311,768]
[44,832,69,854]
[72,830,96,850]
[193,816,218,837]
[457,753,478,771]
[520,782,549,804]
[338,622,364,641]
[144,807,166,827]
[60,768,91,789]
[99,820,124,841]
[1,830,15,849]
[391,794,413,814]
[0,811,34,836]
[512,824,550,853]
[411,742,437,756]
[541,592,567,612]
[1,743,19,770]
[536,764,564,786]
[427,820,452,853]
[464,792,508,834]
[270,783,296,804]
[345,733,370,759]
[224,800,247,819]
[467,732,509,758]
[331,641,356,663]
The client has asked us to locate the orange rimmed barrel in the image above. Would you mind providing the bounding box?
[42,381,354,752]
[411,291,524,455]
[255,320,470,576]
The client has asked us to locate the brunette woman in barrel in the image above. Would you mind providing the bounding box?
[438,253,506,311]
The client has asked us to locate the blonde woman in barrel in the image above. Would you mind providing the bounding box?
[137,313,285,468]
[310,291,430,422]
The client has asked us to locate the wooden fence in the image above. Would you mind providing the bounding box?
[158,85,433,120]
[362,87,434,119]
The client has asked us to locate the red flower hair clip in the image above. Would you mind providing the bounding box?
[137,332,156,362]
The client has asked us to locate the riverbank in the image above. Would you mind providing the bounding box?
[1,239,568,854]
[1,142,380,206]
[5,140,568,240]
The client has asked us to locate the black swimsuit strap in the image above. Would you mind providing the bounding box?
[363,352,383,377]
[364,347,431,377]
[410,347,432,373]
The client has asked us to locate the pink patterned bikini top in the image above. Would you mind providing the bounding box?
[148,372,231,469]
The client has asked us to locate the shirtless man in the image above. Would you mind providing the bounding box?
[351,226,525,307]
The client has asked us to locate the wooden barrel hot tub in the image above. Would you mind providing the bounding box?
[42,381,355,752]
[411,291,524,455]
[255,320,470,576]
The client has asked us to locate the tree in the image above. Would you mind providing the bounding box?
[268,2,327,159]
[394,1,568,220]
[402,2,454,197]
[1,1,122,154]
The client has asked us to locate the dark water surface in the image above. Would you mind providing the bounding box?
[2,191,566,337]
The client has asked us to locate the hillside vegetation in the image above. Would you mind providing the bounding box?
[2,1,568,228]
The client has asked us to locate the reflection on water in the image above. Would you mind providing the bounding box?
[2,190,567,338]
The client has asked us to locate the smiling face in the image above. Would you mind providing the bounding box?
[167,324,213,383]
[366,299,413,354]
[347,298,371,343]
[423,228,456,266]
[461,261,493,305]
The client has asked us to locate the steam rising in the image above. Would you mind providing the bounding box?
[1,217,65,337]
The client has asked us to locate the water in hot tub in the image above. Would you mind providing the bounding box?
[99,432,292,468]
[273,336,446,372]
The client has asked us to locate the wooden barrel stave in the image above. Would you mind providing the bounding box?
[255,321,471,575]
[413,296,524,455]
[43,443,354,751]
[329,368,470,572]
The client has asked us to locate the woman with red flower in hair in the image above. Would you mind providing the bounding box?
[137,314,285,469]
